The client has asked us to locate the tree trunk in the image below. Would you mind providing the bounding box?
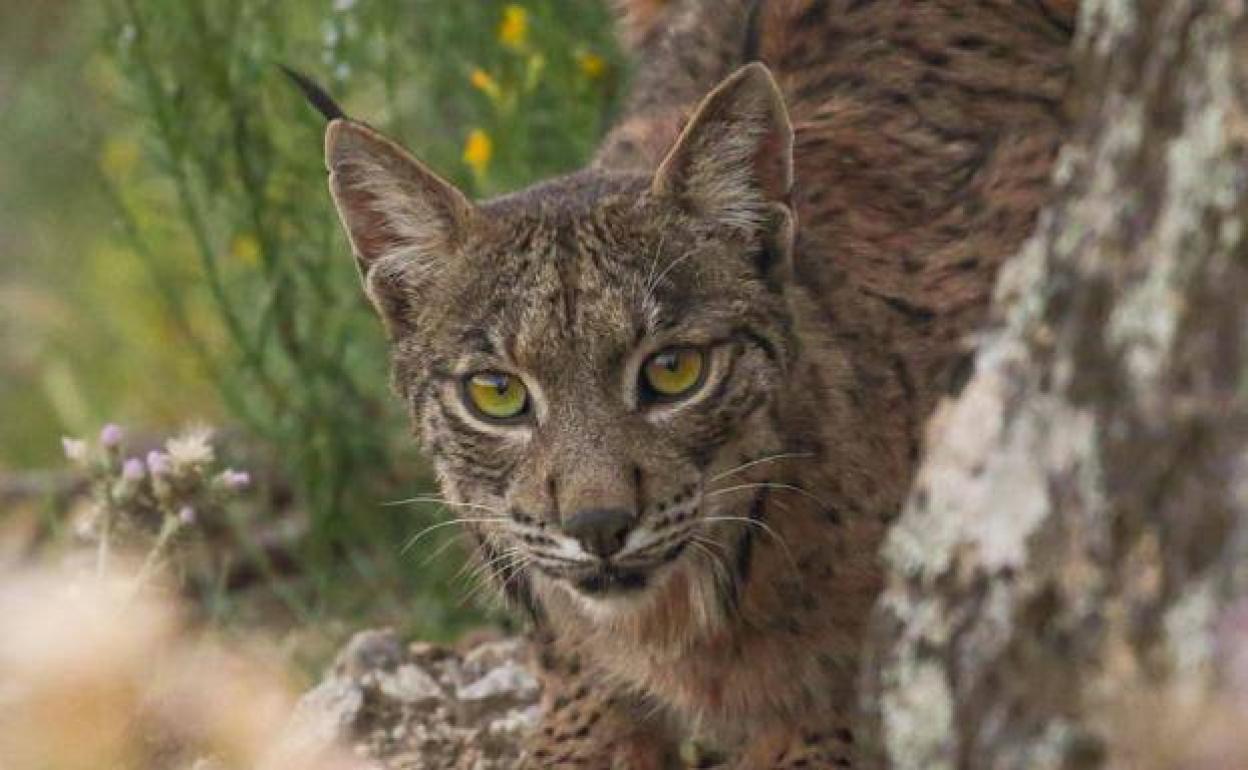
[864,1,1248,768]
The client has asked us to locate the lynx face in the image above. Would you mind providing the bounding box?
[412,183,795,612]
[326,65,797,615]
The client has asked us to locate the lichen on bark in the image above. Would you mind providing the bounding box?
[864,0,1248,767]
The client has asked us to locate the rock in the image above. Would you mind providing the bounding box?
[407,641,452,664]
[486,704,541,738]
[454,660,540,723]
[291,675,366,746]
[333,628,404,678]
[290,629,539,769]
[377,663,443,706]
[459,639,527,680]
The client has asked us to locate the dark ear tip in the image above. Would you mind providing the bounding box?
[280,65,348,122]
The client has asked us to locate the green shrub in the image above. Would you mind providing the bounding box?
[6,0,623,639]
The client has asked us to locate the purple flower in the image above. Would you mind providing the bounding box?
[122,458,145,481]
[177,505,196,526]
[99,423,124,448]
[219,469,251,491]
[146,451,172,477]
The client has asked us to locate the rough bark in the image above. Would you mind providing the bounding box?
[864,1,1248,768]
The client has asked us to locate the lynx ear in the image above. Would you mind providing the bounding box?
[325,119,476,333]
[652,62,794,233]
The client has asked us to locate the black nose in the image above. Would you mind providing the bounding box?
[563,508,634,558]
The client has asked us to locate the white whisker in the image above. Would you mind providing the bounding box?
[382,495,504,514]
[462,546,525,586]
[643,246,703,307]
[417,531,469,568]
[700,514,799,573]
[708,452,815,483]
[399,517,504,555]
[690,536,731,587]
[705,480,829,509]
[638,229,670,305]
[460,551,531,607]
[458,553,520,602]
[497,557,534,595]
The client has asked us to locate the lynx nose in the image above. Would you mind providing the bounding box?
[564,508,634,559]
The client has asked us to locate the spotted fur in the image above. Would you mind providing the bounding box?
[317,1,1075,766]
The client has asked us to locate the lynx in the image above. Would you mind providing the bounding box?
[297,0,1074,766]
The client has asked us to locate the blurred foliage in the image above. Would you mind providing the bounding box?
[0,0,624,643]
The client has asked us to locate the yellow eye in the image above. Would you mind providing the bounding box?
[465,372,529,420]
[642,347,705,400]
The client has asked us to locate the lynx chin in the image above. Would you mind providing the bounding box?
[302,0,1075,765]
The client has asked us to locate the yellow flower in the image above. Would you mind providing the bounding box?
[576,51,607,80]
[463,129,493,175]
[100,136,140,178]
[229,233,261,265]
[498,5,528,51]
[469,68,502,100]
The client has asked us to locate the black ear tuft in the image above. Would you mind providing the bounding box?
[280,65,347,122]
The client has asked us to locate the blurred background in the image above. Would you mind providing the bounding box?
[0,0,624,671]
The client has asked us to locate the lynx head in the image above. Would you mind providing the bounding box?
[325,64,800,619]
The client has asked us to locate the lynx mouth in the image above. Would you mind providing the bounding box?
[572,565,651,596]
[564,536,692,597]
[529,528,694,601]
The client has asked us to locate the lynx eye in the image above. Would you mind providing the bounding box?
[464,372,529,421]
[641,347,706,402]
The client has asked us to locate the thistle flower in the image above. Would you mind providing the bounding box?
[463,129,493,176]
[99,423,124,448]
[178,506,197,526]
[147,450,172,476]
[61,437,88,463]
[219,469,251,491]
[498,5,528,51]
[122,458,145,481]
[166,427,215,468]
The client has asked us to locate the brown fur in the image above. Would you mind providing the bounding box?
[611,0,676,47]
[316,1,1075,766]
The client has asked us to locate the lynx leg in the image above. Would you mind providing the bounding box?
[731,724,857,770]
[522,633,680,769]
